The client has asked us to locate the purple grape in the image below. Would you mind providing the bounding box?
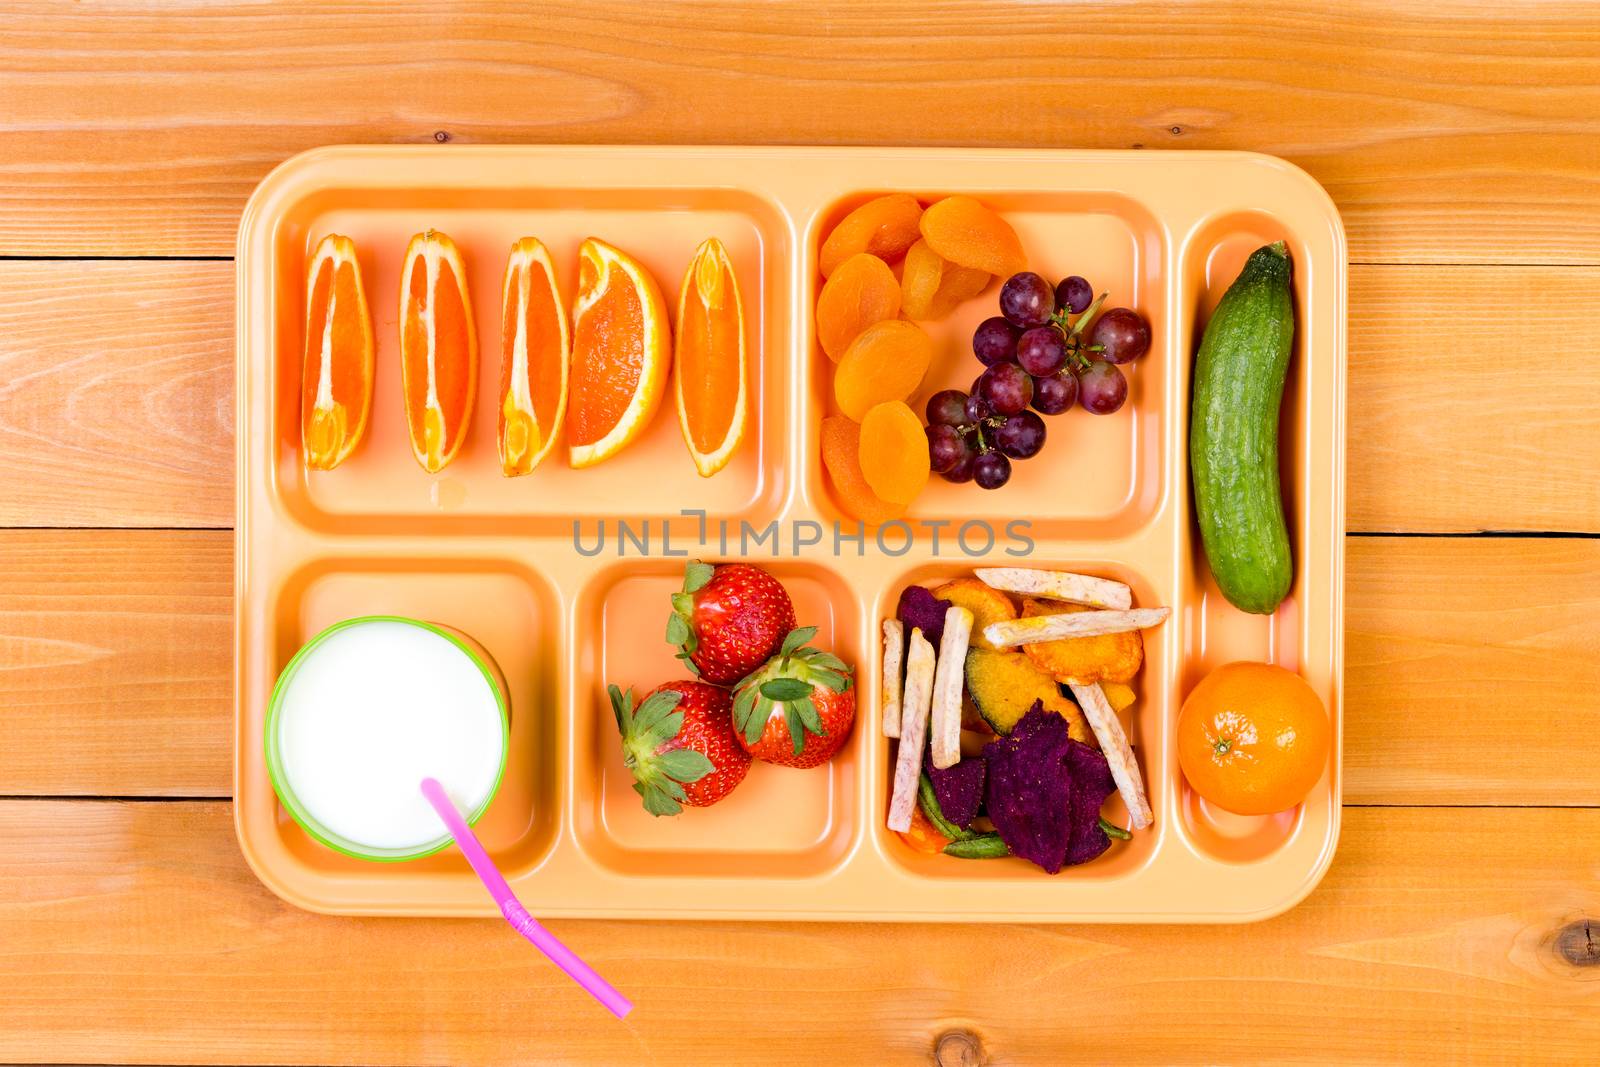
[972,316,1021,366]
[1056,275,1093,315]
[926,389,969,428]
[942,447,978,484]
[1031,370,1078,415]
[1079,361,1128,415]
[995,411,1046,459]
[977,361,1033,417]
[1089,307,1151,365]
[973,451,1012,490]
[998,272,1056,328]
[1016,326,1068,377]
[964,392,992,422]
[925,424,967,474]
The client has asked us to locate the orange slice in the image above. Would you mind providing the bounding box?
[399,230,477,473]
[567,238,671,469]
[673,238,747,478]
[300,234,373,470]
[498,238,569,476]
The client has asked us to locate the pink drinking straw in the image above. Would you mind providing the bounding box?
[420,777,633,1018]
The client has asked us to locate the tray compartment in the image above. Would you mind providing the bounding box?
[870,556,1170,881]
[570,557,864,880]
[266,181,792,537]
[806,189,1168,541]
[269,554,562,877]
[1169,207,1340,868]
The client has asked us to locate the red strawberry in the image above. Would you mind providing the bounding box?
[666,561,796,685]
[732,629,856,769]
[609,681,751,815]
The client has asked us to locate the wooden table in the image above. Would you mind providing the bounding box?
[2,3,1597,1063]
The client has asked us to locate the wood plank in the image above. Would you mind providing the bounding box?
[1343,536,1600,805]
[5,259,1600,532]
[3,531,1596,807]
[1349,265,1600,533]
[0,530,230,797]
[0,800,1593,1064]
[0,261,232,528]
[2,2,1599,261]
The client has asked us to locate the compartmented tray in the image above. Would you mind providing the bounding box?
[235,145,1345,922]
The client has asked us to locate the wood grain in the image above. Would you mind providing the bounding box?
[0,800,1593,1065]
[1349,265,1600,533]
[3,530,1595,805]
[2,1,1599,262]
[4,260,1599,532]
[0,530,230,797]
[1343,536,1600,804]
[0,261,233,528]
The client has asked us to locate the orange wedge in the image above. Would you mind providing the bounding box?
[673,238,747,478]
[567,238,670,469]
[300,234,373,470]
[399,230,477,473]
[498,238,569,476]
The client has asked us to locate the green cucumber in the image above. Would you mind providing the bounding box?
[943,833,1010,859]
[1190,241,1296,615]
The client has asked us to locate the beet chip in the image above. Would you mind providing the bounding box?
[1063,739,1118,867]
[981,701,1122,872]
[924,750,985,828]
[981,701,1075,873]
[896,585,951,647]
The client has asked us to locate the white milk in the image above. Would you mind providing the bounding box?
[273,620,506,852]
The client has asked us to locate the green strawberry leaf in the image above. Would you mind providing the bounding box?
[658,776,687,802]
[808,668,848,692]
[647,710,684,748]
[657,748,714,783]
[760,678,814,701]
[794,695,824,736]
[805,652,848,673]
[745,696,774,745]
[607,684,631,733]
[780,626,818,656]
[632,690,683,738]
[665,613,690,646]
[634,780,682,817]
[784,705,806,756]
[682,560,714,593]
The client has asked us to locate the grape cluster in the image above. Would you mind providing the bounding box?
[928,272,1152,489]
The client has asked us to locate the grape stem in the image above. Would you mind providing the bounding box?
[1050,291,1109,375]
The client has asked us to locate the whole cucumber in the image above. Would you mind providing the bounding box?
[1190,241,1295,614]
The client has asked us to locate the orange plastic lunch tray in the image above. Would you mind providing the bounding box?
[235,146,1345,921]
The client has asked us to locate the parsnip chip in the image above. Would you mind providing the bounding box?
[930,605,973,769]
[881,618,905,738]
[983,607,1169,648]
[975,567,1132,610]
[887,628,937,833]
[1068,681,1153,830]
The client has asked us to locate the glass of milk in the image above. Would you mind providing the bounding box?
[264,616,510,861]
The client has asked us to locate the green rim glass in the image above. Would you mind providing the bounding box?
[263,615,510,862]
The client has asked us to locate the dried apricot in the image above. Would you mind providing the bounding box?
[816,253,901,362]
[833,319,933,421]
[820,414,904,524]
[819,194,923,277]
[898,239,944,320]
[859,401,930,506]
[920,196,1026,278]
[928,265,991,319]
